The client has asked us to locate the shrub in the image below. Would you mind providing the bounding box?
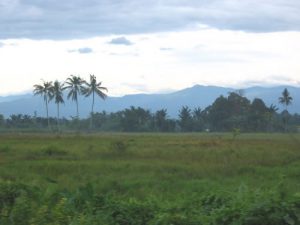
[42,145,68,157]
[0,145,11,153]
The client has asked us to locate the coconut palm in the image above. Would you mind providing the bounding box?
[33,81,53,129]
[63,75,84,119]
[279,88,293,111]
[49,80,64,130]
[83,74,108,129]
[279,88,293,132]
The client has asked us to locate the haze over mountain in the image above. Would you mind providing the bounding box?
[0,85,299,118]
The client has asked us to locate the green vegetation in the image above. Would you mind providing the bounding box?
[0,133,300,224]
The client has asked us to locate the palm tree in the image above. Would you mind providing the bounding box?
[266,104,278,132]
[279,88,293,111]
[33,81,53,129]
[83,74,108,129]
[49,80,64,130]
[63,75,84,119]
[279,88,293,132]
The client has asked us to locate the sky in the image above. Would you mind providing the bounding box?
[0,0,300,96]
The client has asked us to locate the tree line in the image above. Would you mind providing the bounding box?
[0,86,298,132]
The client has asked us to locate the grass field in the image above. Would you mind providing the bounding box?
[0,133,300,224]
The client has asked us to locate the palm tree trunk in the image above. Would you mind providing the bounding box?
[75,99,81,131]
[92,91,95,115]
[90,91,95,129]
[45,97,50,130]
[57,103,60,131]
[76,99,79,119]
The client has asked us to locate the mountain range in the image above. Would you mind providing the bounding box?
[0,85,299,118]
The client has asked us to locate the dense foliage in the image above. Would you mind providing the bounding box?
[1,181,299,225]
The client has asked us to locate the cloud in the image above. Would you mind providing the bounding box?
[160,47,174,51]
[1,0,300,39]
[121,82,152,93]
[68,47,93,54]
[238,75,300,88]
[0,42,4,48]
[108,37,133,45]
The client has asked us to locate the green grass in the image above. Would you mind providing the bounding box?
[0,133,300,224]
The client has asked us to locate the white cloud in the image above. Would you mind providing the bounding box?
[0,28,299,96]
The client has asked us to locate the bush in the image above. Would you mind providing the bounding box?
[42,145,68,157]
[0,145,11,153]
[106,198,156,225]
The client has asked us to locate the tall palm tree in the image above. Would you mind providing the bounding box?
[83,74,108,129]
[49,80,64,130]
[279,88,293,111]
[63,75,84,119]
[279,88,293,132]
[33,81,53,129]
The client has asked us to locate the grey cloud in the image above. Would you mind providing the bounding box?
[68,47,93,54]
[1,0,300,39]
[109,37,133,45]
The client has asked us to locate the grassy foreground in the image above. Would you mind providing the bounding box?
[0,133,300,224]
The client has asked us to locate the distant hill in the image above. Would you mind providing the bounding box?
[0,85,299,118]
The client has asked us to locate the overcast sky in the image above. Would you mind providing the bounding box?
[0,0,300,96]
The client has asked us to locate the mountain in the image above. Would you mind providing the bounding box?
[0,93,32,103]
[0,85,299,118]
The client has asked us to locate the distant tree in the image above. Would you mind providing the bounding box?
[227,92,250,130]
[248,98,269,131]
[33,81,53,129]
[49,80,64,130]
[207,95,230,131]
[207,93,250,131]
[279,88,293,111]
[154,109,168,132]
[92,111,108,129]
[192,107,204,131]
[63,75,84,118]
[178,106,193,132]
[279,88,293,132]
[6,114,34,128]
[269,104,279,114]
[227,92,250,116]
[83,74,108,129]
[121,106,152,132]
[265,104,279,132]
[0,114,4,127]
